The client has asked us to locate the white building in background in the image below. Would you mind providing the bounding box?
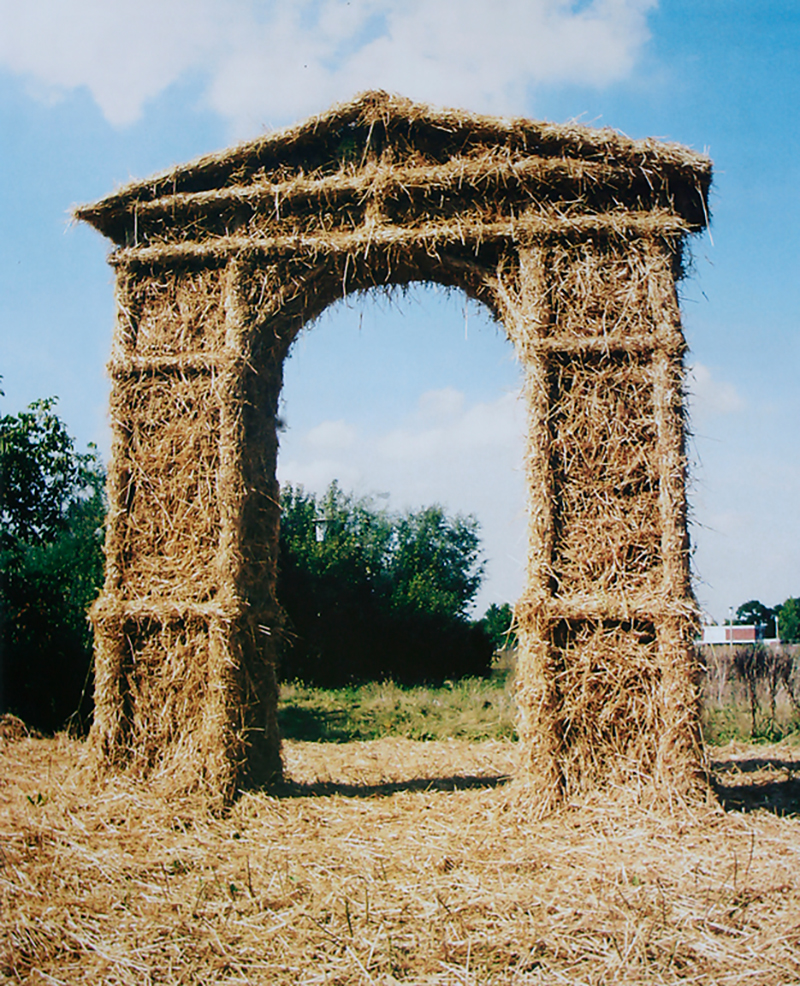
[699,624,780,645]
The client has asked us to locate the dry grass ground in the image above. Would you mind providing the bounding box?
[2,724,800,984]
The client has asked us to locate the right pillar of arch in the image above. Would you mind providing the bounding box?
[504,236,704,804]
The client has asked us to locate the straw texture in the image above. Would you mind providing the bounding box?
[76,90,711,803]
[4,730,800,985]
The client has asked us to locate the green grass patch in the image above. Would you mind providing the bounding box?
[280,669,800,748]
[278,675,517,743]
[703,705,800,746]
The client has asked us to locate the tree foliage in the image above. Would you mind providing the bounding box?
[1,399,105,731]
[482,602,517,653]
[731,597,800,644]
[0,399,86,551]
[277,482,494,686]
[777,597,800,644]
[735,599,777,639]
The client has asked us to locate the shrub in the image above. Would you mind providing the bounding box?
[0,399,105,731]
[277,482,493,686]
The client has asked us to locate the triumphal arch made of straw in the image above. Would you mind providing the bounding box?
[77,92,712,804]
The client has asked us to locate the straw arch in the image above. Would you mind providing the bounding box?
[76,91,712,804]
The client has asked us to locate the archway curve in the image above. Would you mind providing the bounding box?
[275,276,525,608]
[76,91,712,804]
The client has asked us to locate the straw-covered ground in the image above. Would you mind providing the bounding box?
[2,722,800,984]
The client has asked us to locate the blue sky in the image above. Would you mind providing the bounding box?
[1,0,797,621]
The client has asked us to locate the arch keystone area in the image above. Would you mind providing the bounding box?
[76,91,712,803]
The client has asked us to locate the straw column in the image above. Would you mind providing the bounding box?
[496,246,562,807]
[501,234,704,802]
[647,240,706,795]
[87,257,284,799]
[88,270,139,768]
[221,258,286,789]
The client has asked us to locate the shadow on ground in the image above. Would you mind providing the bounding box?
[278,706,355,742]
[710,756,800,815]
[271,770,800,813]
[272,736,800,815]
[271,774,513,799]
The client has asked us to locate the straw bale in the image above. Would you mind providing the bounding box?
[111,368,222,601]
[76,92,711,804]
[557,621,662,784]
[126,266,228,355]
[106,617,223,770]
[87,610,282,801]
[513,614,699,805]
[545,238,680,341]
[548,352,660,595]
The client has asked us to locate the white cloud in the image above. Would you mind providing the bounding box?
[687,363,745,418]
[305,419,357,451]
[0,0,656,131]
[0,0,224,126]
[277,386,528,610]
[417,387,465,420]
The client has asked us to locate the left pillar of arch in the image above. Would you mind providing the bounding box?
[89,257,286,801]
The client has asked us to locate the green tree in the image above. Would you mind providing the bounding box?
[388,506,484,621]
[776,597,800,644]
[279,481,393,595]
[0,398,86,552]
[735,599,777,638]
[1,398,106,731]
[481,602,517,653]
[277,482,492,685]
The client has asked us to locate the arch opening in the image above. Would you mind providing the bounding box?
[273,281,526,689]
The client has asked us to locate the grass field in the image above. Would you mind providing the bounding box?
[3,708,800,984]
[278,677,517,743]
[279,645,800,748]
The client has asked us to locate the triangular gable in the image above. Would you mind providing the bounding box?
[76,90,711,249]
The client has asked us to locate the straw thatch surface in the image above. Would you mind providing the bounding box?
[75,90,711,803]
[3,730,800,985]
[76,90,710,246]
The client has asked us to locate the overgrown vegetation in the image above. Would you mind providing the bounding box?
[701,642,800,744]
[276,639,800,749]
[278,482,494,686]
[0,397,105,732]
[278,674,516,743]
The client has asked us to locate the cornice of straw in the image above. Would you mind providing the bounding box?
[79,152,704,228]
[109,210,692,268]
